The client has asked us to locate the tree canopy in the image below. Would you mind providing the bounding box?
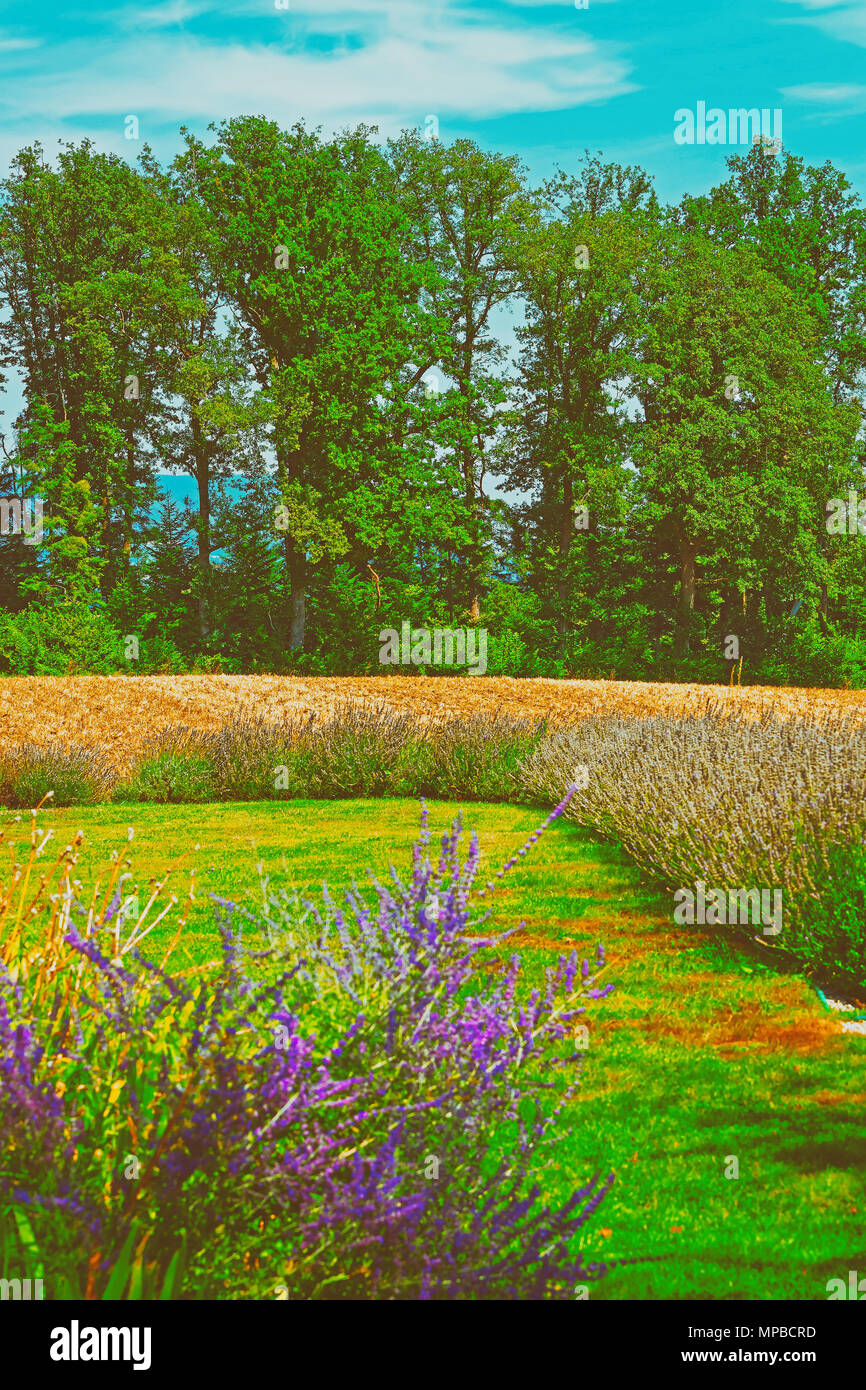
[0,129,863,684]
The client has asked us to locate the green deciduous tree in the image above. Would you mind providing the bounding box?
[633,230,859,659]
[184,117,426,651]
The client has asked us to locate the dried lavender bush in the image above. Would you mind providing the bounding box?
[115,704,544,803]
[0,742,117,808]
[518,706,866,985]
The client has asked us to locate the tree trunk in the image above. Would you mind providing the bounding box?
[556,471,573,641]
[653,604,664,667]
[818,583,829,637]
[720,583,739,643]
[675,539,697,657]
[123,423,135,576]
[760,584,778,622]
[446,549,454,626]
[462,442,482,621]
[286,537,306,651]
[276,412,307,651]
[191,415,211,646]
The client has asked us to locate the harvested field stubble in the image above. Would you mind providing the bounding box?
[2,674,865,775]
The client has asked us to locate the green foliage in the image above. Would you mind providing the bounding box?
[758,624,866,689]
[137,634,188,674]
[791,837,866,981]
[115,751,216,804]
[0,1214,186,1301]
[0,132,864,684]
[0,599,122,675]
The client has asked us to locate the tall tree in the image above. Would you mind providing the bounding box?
[508,155,658,644]
[678,144,866,636]
[633,230,859,657]
[388,133,530,619]
[0,141,172,598]
[679,143,866,415]
[184,117,425,650]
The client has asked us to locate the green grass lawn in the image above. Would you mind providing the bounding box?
[27,798,866,1301]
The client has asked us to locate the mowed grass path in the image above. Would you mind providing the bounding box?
[35,799,866,1301]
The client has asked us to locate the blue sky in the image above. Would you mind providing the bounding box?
[0,0,864,204]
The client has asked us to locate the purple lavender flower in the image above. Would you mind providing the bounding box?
[0,795,619,1300]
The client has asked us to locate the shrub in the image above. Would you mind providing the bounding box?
[0,742,117,808]
[788,837,866,983]
[113,727,217,803]
[0,794,623,1300]
[758,626,866,690]
[518,707,866,989]
[114,706,546,804]
[137,634,188,674]
[0,601,123,675]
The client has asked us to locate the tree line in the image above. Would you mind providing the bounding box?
[0,121,864,683]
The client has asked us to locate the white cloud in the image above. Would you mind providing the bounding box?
[781,80,866,116]
[783,81,866,100]
[0,36,40,53]
[779,0,866,47]
[115,1,214,29]
[0,8,635,136]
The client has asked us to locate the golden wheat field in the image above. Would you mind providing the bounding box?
[2,674,865,775]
